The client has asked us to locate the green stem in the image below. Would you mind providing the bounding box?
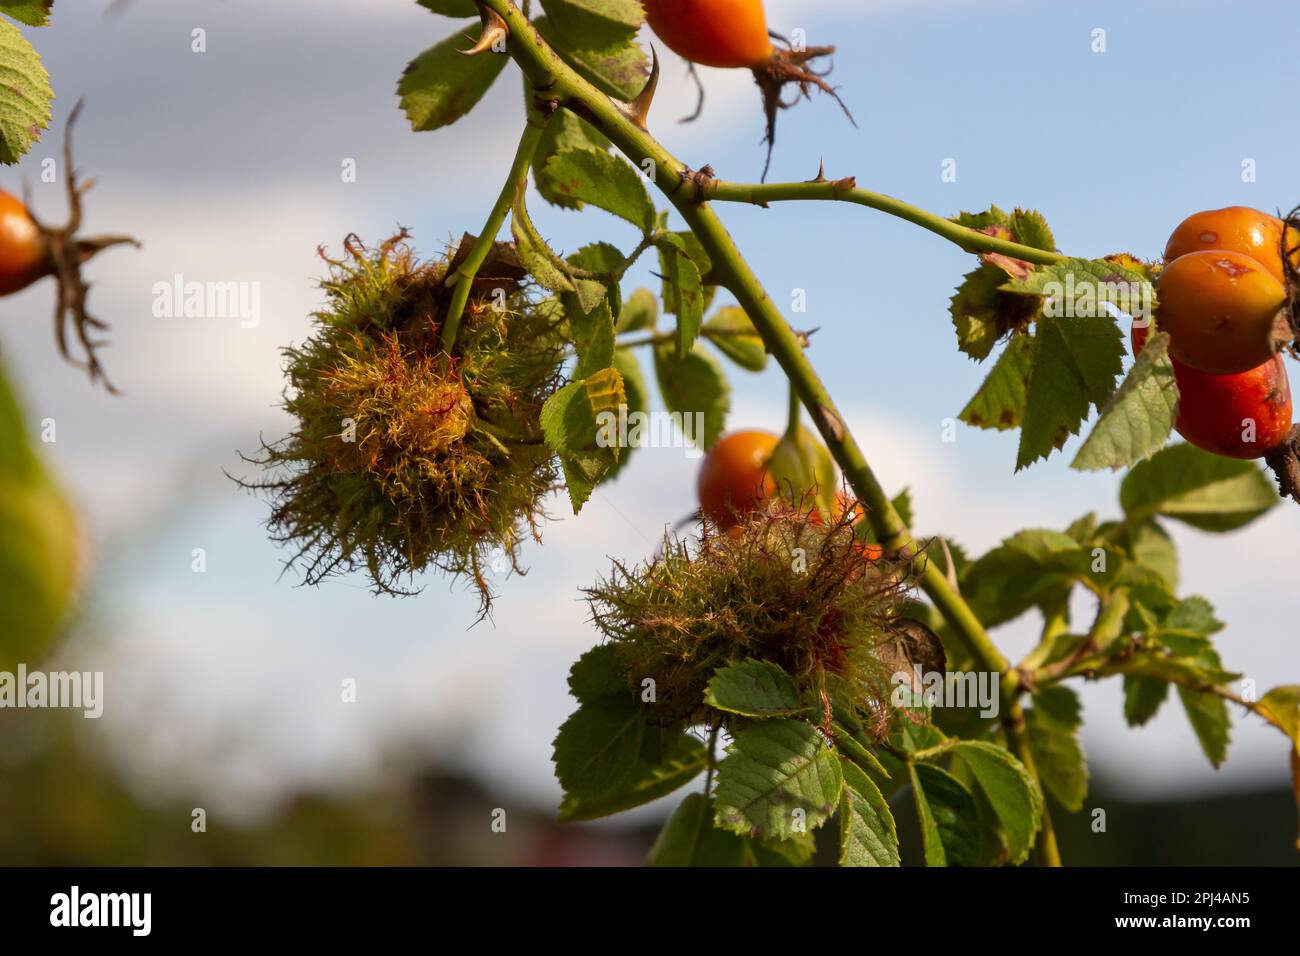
[783,379,801,442]
[440,118,546,354]
[482,0,1057,865]
[704,179,1070,267]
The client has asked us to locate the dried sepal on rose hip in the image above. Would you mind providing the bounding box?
[1,101,140,392]
[239,231,566,612]
[641,0,854,179]
[583,496,922,734]
[1282,203,1300,350]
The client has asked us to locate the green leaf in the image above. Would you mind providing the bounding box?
[951,740,1043,865]
[511,187,576,294]
[649,792,749,866]
[1005,257,1153,312]
[566,293,616,381]
[561,727,707,821]
[1026,687,1088,812]
[534,15,650,101]
[541,369,626,458]
[1123,675,1169,727]
[1257,686,1300,743]
[1178,686,1231,769]
[1009,208,1056,252]
[543,147,655,231]
[653,343,730,450]
[398,30,508,132]
[703,306,767,371]
[838,760,900,867]
[616,288,657,333]
[657,234,704,357]
[1016,312,1124,470]
[537,0,643,49]
[960,333,1034,431]
[1105,650,1238,688]
[568,242,624,315]
[0,0,52,28]
[0,358,77,670]
[713,720,843,840]
[552,694,644,800]
[534,108,610,210]
[567,643,625,702]
[658,230,715,315]
[1122,519,1179,592]
[750,832,816,867]
[1119,443,1278,532]
[1072,330,1177,471]
[949,266,1029,361]
[909,763,986,867]
[705,660,803,717]
[541,368,626,512]
[0,18,51,165]
[962,529,1116,627]
[605,348,647,480]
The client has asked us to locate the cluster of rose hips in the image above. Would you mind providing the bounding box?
[1143,206,1298,460]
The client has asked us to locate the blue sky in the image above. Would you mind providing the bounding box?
[4,0,1299,824]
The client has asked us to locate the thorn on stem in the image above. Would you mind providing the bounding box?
[459,5,509,56]
[618,45,660,130]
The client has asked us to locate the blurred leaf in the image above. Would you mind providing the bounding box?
[617,288,657,333]
[0,360,78,670]
[1257,686,1300,743]
[962,529,1119,627]
[1123,675,1169,727]
[653,343,730,449]
[766,426,836,515]
[1026,687,1088,812]
[649,792,748,866]
[1120,443,1278,532]
[0,0,52,27]
[1178,686,1231,769]
[704,306,767,371]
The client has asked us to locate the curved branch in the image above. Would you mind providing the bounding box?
[478,0,1058,865]
[703,177,1070,267]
